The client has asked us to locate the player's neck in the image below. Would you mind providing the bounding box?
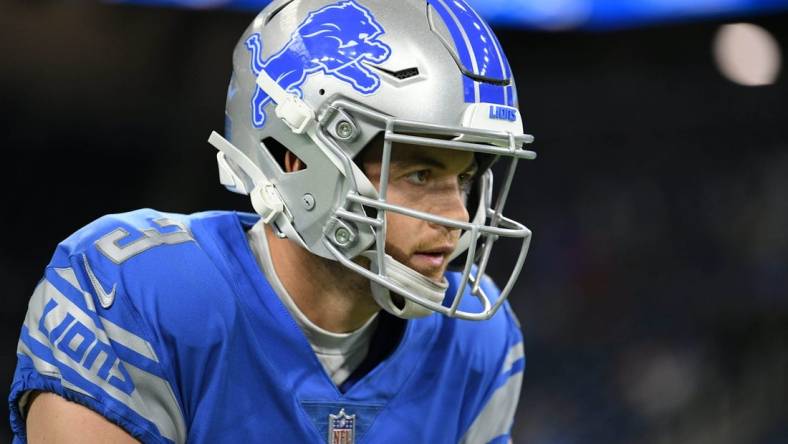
[264,225,380,334]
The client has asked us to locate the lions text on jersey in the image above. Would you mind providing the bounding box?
[10,209,524,443]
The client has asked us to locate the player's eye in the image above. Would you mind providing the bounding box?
[458,172,474,188]
[458,171,476,193]
[406,170,430,185]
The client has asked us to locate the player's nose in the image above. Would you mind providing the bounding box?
[428,185,470,233]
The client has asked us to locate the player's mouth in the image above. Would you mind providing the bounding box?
[410,245,455,279]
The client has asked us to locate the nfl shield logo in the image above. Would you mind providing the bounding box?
[328,408,355,444]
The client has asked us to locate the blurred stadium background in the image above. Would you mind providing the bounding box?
[1,0,787,442]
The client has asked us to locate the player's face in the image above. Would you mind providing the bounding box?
[362,142,477,282]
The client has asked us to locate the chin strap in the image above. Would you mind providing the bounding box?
[363,251,449,319]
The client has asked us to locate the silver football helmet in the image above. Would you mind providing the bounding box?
[208,0,536,321]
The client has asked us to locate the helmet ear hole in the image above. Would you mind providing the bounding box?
[262,137,292,172]
[261,137,308,173]
[283,151,308,173]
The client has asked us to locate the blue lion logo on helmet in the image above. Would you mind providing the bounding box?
[245,0,392,128]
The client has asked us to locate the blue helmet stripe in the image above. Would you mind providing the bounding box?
[505,50,515,106]
[429,0,477,102]
[430,0,513,105]
[498,37,516,106]
[470,3,515,105]
[444,0,506,80]
[479,83,505,105]
[448,0,508,105]
[506,85,514,106]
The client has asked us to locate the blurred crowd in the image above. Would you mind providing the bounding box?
[508,148,788,443]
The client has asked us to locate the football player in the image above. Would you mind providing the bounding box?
[10,0,536,442]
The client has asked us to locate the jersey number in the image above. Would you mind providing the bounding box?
[96,218,194,264]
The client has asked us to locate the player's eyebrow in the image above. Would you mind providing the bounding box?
[392,155,447,170]
[392,153,478,174]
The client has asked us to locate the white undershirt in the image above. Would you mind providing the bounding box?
[246,221,378,387]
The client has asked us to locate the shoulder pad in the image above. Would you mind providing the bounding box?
[55,209,196,268]
[56,209,238,340]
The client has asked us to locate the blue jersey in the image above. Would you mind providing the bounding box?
[10,209,524,443]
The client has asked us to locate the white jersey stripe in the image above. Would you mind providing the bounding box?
[100,316,160,364]
[501,342,524,376]
[460,371,523,444]
[55,266,161,363]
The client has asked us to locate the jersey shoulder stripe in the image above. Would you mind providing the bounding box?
[12,264,186,443]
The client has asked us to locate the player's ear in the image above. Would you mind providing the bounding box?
[284,150,306,173]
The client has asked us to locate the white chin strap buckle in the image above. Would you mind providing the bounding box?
[256,70,316,135]
[275,95,315,134]
[208,131,289,226]
[251,180,285,224]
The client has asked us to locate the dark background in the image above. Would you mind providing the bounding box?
[1,2,787,443]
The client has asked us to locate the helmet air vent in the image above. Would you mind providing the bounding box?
[264,0,296,25]
[369,65,421,82]
[371,66,420,80]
